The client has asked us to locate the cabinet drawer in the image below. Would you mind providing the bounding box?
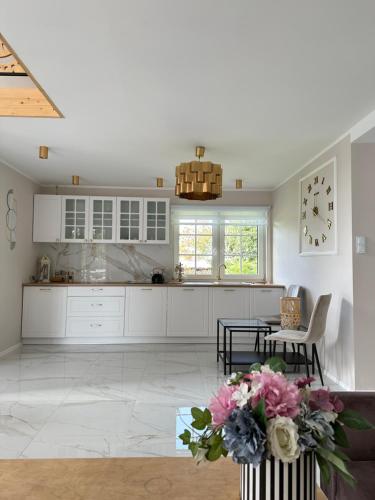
[67,286,125,297]
[66,317,124,337]
[67,297,124,316]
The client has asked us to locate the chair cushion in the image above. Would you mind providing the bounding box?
[264,330,306,342]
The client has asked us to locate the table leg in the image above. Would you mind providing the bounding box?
[229,330,233,374]
[223,327,227,375]
[268,327,272,357]
[216,320,220,362]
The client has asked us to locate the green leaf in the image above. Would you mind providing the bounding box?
[334,448,350,462]
[228,372,244,385]
[249,362,262,373]
[203,408,212,426]
[191,407,204,420]
[253,398,267,430]
[206,443,224,461]
[191,419,207,431]
[333,421,349,448]
[338,409,374,430]
[208,432,223,447]
[265,356,287,373]
[188,442,199,457]
[316,454,331,485]
[316,448,356,488]
[179,429,191,446]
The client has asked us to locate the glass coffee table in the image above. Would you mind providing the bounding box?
[216,318,273,375]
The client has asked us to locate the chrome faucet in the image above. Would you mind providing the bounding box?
[217,263,226,281]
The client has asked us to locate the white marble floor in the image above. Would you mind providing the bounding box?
[0,344,344,459]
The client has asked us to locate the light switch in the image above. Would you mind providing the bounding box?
[355,236,367,254]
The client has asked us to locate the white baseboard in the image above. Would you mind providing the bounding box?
[0,342,21,358]
[324,369,352,391]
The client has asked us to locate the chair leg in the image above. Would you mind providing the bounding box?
[273,341,276,355]
[311,345,316,375]
[313,344,324,386]
[283,342,286,361]
[302,344,310,382]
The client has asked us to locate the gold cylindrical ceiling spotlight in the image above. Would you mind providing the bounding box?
[156,177,164,188]
[236,179,243,189]
[72,175,80,186]
[175,146,222,201]
[39,145,48,159]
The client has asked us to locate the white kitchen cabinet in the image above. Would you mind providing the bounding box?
[33,195,62,243]
[61,196,90,243]
[89,197,116,243]
[68,286,125,297]
[143,198,169,244]
[167,287,209,336]
[67,296,125,317]
[22,287,67,338]
[116,197,144,243]
[211,288,251,336]
[126,287,167,336]
[252,288,284,317]
[66,317,124,337]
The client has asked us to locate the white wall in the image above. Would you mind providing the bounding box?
[0,161,39,353]
[351,143,375,390]
[272,135,355,389]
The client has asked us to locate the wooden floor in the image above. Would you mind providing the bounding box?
[0,457,327,500]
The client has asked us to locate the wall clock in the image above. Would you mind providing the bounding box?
[299,158,337,255]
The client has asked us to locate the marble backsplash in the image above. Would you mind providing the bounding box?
[35,243,173,282]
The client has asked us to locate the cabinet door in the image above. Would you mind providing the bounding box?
[33,195,62,243]
[126,287,167,336]
[252,288,284,317]
[167,287,209,337]
[61,196,89,243]
[116,197,143,243]
[89,197,116,243]
[22,287,67,338]
[143,198,170,244]
[211,288,250,336]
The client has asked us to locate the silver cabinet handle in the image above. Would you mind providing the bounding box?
[39,288,52,291]
[260,289,272,293]
[90,288,104,291]
[90,323,102,328]
[224,289,235,292]
[141,288,152,291]
[91,303,103,307]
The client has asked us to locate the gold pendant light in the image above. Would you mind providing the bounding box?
[175,146,222,201]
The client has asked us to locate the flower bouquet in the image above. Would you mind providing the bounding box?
[179,358,373,500]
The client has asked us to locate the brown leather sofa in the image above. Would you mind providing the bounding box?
[322,392,375,499]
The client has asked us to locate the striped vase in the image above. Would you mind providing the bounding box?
[240,452,316,500]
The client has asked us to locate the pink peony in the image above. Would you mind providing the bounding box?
[209,384,237,427]
[294,376,316,389]
[250,371,302,418]
[309,389,344,413]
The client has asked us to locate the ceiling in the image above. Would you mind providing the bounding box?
[2,0,375,189]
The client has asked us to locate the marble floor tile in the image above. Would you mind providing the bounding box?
[0,344,346,459]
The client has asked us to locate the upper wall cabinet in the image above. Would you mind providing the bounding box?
[116,197,144,244]
[33,195,62,243]
[143,198,170,244]
[33,195,170,244]
[89,197,116,243]
[61,196,90,243]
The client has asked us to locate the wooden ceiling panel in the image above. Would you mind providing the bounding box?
[0,33,62,117]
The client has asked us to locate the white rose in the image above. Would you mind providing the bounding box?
[267,416,301,463]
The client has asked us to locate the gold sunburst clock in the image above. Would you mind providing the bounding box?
[175,146,222,201]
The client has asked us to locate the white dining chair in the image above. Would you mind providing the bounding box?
[264,294,332,385]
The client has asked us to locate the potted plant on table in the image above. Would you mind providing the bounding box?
[179,358,373,500]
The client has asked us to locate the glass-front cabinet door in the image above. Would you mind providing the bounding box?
[116,197,143,243]
[61,196,89,242]
[143,198,170,244]
[89,197,116,243]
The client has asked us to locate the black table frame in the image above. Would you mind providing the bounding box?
[216,319,272,375]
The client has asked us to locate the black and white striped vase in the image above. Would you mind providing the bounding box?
[240,452,316,500]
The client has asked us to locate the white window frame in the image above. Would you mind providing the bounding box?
[173,210,268,282]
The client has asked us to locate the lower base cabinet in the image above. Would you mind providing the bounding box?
[22,287,67,338]
[167,287,209,336]
[126,287,167,336]
[66,317,124,337]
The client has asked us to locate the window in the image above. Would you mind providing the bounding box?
[173,207,268,280]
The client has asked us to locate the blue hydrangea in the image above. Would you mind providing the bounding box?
[297,402,335,452]
[224,407,266,466]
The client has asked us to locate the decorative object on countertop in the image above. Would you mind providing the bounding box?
[175,145,222,200]
[6,189,17,250]
[39,255,51,282]
[39,145,48,159]
[179,357,374,500]
[72,175,80,186]
[280,296,301,330]
[175,262,184,282]
[151,267,165,284]
[50,270,75,283]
